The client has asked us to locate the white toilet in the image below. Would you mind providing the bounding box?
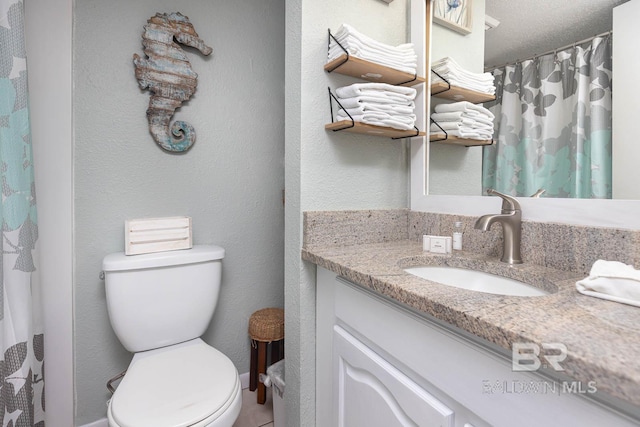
[102,245,242,427]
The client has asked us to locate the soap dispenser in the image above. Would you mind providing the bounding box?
[453,221,463,251]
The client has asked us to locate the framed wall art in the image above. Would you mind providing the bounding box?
[433,0,473,35]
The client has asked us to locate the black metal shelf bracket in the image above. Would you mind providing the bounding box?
[396,73,419,86]
[326,29,350,73]
[430,69,451,96]
[429,117,448,142]
[328,87,355,131]
[391,126,420,140]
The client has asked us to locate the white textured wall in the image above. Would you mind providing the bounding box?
[428,0,486,196]
[285,1,410,425]
[612,0,640,200]
[74,1,284,424]
[300,4,411,210]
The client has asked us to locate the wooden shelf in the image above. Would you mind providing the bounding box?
[325,54,425,87]
[431,82,496,103]
[326,121,425,139]
[430,133,493,147]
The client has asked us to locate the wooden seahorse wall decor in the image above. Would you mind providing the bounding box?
[133,12,213,152]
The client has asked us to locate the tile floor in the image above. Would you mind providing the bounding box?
[232,387,274,427]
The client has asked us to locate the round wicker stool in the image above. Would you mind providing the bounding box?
[248,307,284,404]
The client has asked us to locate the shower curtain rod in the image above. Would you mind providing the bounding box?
[485,30,613,72]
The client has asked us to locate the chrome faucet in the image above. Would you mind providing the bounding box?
[474,189,523,264]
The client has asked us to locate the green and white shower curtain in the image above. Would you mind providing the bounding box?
[483,35,612,198]
[0,0,45,425]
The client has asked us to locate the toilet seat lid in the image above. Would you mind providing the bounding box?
[110,340,239,427]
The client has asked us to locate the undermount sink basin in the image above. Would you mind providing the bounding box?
[404,266,549,297]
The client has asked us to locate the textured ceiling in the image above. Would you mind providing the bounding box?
[484,0,630,69]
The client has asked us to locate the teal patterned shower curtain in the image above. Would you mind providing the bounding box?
[0,0,45,425]
[483,35,612,198]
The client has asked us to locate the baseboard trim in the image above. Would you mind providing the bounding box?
[240,371,250,389]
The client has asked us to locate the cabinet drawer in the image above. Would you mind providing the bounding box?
[334,325,454,427]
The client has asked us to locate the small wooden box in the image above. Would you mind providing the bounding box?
[125,216,192,255]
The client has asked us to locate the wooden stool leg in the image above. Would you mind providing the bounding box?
[249,340,258,391]
[257,341,268,404]
[271,339,281,364]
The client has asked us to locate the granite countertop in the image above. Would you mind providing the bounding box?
[302,239,640,409]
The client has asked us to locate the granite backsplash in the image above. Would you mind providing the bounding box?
[303,209,640,276]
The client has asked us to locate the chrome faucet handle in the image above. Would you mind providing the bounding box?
[486,188,521,213]
[530,188,545,198]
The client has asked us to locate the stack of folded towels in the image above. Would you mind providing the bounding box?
[576,260,640,308]
[430,101,494,140]
[328,23,418,75]
[335,82,417,130]
[432,57,495,96]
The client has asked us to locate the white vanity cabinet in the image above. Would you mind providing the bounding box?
[315,267,638,427]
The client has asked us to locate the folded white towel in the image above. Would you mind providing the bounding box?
[338,96,415,110]
[429,125,492,140]
[333,82,417,130]
[434,101,495,120]
[329,38,417,61]
[340,109,415,124]
[430,111,495,127]
[329,47,417,75]
[335,83,416,101]
[340,102,416,116]
[332,24,416,57]
[431,121,493,133]
[336,114,413,130]
[432,76,496,95]
[576,260,640,307]
[338,95,416,110]
[431,57,496,95]
[329,24,418,75]
[432,67,494,85]
[432,57,495,82]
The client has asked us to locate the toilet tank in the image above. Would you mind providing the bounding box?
[102,245,225,352]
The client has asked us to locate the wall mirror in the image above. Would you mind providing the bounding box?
[427,0,635,199]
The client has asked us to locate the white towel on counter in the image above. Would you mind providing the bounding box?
[576,260,640,307]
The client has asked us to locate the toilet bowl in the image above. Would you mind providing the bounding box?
[102,245,241,427]
[107,339,242,427]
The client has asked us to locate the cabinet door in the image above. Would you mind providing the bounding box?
[333,325,454,427]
